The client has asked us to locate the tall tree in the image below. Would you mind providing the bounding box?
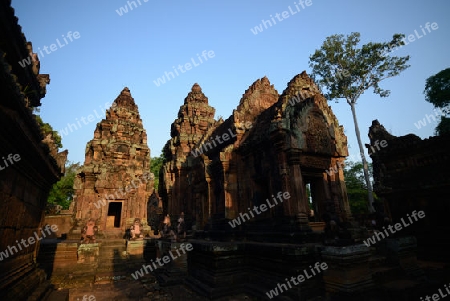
[424,68,450,135]
[309,32,410,212]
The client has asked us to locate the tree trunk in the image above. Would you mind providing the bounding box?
[349,103,375,213]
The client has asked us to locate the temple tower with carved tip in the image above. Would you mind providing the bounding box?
[72,87,154,236]
[159,83,216,224]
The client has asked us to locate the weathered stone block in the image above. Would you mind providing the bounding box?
[321,244,374,293]
[77,243,100,264]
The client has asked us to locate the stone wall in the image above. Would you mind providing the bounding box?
[0,1,66,299]
[44,214,73,238]
[368,120,450,261]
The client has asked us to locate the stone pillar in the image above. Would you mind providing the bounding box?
[325,157,351,222]
[210,160,225,219]
[335,159,352,221]
[221,160,229,217]
[173,168,182,215]
[166,188,172,216]
[205,176,212,223]
[278,151,292,217]
[287,149,310,227]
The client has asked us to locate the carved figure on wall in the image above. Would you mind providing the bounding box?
[162,214,177,240]
[130,218,143,239]
[81,219,98,243]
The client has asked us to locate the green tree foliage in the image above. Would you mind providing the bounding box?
[47,162,80,209]
[150,154,165,191]
[435,117,450,136]
[309,32,410,212]
[35,114,63,148]
[424,68,450,107]
[344,161,377,215]
[424,68,450,135]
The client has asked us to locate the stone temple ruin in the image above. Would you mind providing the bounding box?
[71,87,155,239]
[157,74,364,299]
[0,2,67,299]
[1,2,450,300]
[159,74,352,238]
[368,120,450,261]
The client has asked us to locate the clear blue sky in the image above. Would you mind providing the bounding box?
[11,0,450,164]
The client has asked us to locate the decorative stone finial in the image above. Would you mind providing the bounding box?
[112,87,137,111]
[184,83,208,104]
[192,83,202,93]
[121,87,131,95]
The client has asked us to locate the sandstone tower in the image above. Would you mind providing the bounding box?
[160,83,216,221]
[72,88,153,236]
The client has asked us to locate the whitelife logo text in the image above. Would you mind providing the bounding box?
[363,210,425,247]
[131,243,193,279]
[266,261,328,299]
[0,224,59,261]
[228,191,290,228]
[18,31,80,68]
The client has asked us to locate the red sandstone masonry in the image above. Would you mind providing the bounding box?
[72,87,153,234]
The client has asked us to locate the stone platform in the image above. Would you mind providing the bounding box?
[34,236,449,300]
[183,237,439,301]
[37,238,157,290]
[185,240,324,300]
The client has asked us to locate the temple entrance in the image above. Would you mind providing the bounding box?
[107,202,122,228]
[304,175,328,222]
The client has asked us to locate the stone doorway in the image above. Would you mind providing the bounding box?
[107,202,122,228]
[304,175,327,222]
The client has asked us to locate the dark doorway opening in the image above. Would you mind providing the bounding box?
[107,202,122,228]
[304,176,327,222]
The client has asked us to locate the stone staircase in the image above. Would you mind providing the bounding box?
[96,239,129,278]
